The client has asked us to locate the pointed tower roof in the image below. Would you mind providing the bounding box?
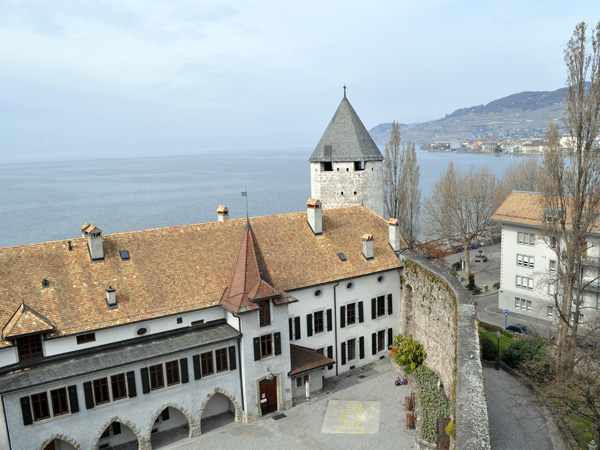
[310,89,383,163]
[220,221,282,313]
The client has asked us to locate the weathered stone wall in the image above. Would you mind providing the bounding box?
[400,251,491,450]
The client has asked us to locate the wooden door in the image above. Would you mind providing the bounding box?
[259,378,278,415]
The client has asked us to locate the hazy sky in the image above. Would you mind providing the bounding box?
[2,0,599,159]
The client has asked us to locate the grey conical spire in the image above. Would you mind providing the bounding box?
[309,90,383,163]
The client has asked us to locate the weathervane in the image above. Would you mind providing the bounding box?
[241,189,249,220]
[343,84,347,98]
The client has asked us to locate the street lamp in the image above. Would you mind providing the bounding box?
[503,309,510,329]
[495,330,501,370]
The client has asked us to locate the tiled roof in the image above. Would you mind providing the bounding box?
[2,303,55,339]
[491,191,600,231]
[309,94,383,163]
[290,344,335,375]
[0,206,403,348]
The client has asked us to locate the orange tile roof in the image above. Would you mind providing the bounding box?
[0,206,403,348]
[2,303,55,339]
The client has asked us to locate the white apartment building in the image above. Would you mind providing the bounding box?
[491,191,600,326]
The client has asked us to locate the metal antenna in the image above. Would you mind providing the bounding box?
[343,84,347,99]
[241,189,248,220]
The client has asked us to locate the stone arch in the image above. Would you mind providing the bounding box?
[148,402,197,439]
[38,435,81,450]
[402,284,415,336]
[92,416,143,450]
[199,387,242,424]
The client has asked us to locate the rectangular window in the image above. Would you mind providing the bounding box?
[314,310,324,333]
[201,352,214,376]
[377,330,385,352]
[528,278,534,290]
[165,360,180,386]
[516,276,522,287]
[93,378,110,405]
[515,297,521,308]
[215,348,228,373]
[16,335,43,362]
[149,364,164,390]
[31,392,50,421]
[548,283,556,295]
[260,334,273,358]
[521,300,526,310]
[517,254,523,266]
[527,300,532,311]
[259,300,271,327]
[518,232,523,244]
[550,260,556,272]
[347,303,356,325]
[111,374,127,400]
[376,296,385,317]
[529,256,535,268]
[76,333,96,344]
[547,306,553,317]
[50,388,69,417]
[347,339,356,361]
[518,232,535,246]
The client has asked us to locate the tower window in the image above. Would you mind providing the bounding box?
[341,191,344,196]
[323,162,333,171]
[354,161,365,171]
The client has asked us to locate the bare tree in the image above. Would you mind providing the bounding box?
[424,162,505,275]
[540,22,600,363]
[400,141,421,248]
[502,157,543,194]
[384,121,402,220]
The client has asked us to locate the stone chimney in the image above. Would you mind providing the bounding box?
[217,205,229,221]
[388,218,401,251]
[306,198,322,235]
[81,222,104,261]
[106,286,117,309]
[362,234,374,260]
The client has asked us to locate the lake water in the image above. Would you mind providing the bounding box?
[0,148,536,248]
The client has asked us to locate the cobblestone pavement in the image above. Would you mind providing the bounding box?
[161,359,416,450]
[484,367,565,450]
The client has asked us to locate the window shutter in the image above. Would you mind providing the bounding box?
[193,354,202,380]
[387,294,393,315]
[113,422,122,435]
[140,368,150,394]
[358,301,364,323]
[229,346,237,370]
[20,397,32,426]
[274,332,281,355]
[388,328,393,348]
[83,381,94,409]
[372,333,377,355]
[340,306,346,328]
[127,371,137,397]
[253,337,261,361]
[341,342,346,365]
[327,345,334,370]
[68,385,79,413]
[180,358,189,383]
[289,317,293,340]
[359,336,365,359]
[371,298,377,319]
[294,316,301,340]
[327,309,333,331]
[306,314,313,337]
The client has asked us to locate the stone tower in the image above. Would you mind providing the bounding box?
[309,88,384,217]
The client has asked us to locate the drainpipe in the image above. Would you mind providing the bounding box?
[2,396,12,450]
[333,281,340,376]
[233,312,245,421]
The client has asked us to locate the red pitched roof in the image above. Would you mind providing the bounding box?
[290,344,335,375]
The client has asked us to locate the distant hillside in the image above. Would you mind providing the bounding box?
[370,87,567,145]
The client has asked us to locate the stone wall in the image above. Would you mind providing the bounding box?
[400,251,491,450]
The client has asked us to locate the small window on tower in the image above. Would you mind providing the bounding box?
[323,162,333,171]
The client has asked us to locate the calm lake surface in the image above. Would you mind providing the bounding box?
[0,148,537,248]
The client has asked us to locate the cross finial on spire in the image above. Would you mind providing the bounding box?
[343,84,347,99]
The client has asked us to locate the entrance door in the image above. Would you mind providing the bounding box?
[259,378,278,415]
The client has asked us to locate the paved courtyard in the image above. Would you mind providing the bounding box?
[162,359,416,449]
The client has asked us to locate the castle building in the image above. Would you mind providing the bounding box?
[309,89,385,217]
[0,94,406,450]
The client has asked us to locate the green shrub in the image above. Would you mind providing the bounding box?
[471,286,482,295]
[493,281,500,289]
[480,333,498,360]
[391,334,427,370]
[467,273,475,290]
[445,420,455,438]
[501,338,552,380]
[452,261,461,271]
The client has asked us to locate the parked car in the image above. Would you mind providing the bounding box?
[449,244,464,254]
[480,237,493,246]
[469,242,481,249]
[506,324,531,335]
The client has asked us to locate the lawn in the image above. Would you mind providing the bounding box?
[479,330,516,356]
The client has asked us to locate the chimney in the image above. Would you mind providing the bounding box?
[81,222,104,261]
[362,234,374,260]
[388,218,401,251]
[306,198,322,235]
[217,205,229,221]
[106,286,117,309]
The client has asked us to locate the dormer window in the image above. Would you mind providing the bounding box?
[259,300,271,327]
[16,335,43,362]
[544,208,565,224]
